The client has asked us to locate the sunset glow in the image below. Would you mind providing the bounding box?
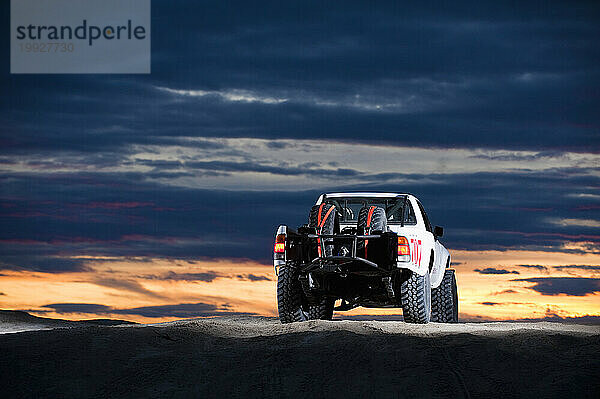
[1,247,598,323]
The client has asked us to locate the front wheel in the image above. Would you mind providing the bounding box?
[400,271,432,324]
[430,269,459,323]
[308,297,335,321]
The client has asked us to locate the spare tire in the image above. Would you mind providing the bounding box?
[309,203,338,257]
[305,203,338,320]
[356,206,387,259]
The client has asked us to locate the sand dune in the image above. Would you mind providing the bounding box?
[1,311,598,398]
[0,310,134,334]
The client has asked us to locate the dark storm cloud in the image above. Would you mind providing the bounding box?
[1,165,600,271]
[161,271,221,282]
[142,271,222,282]
[491,289,518,295]
[1,1,599,154]
[92,278,167,299]
[111,303,246,318]
[0,255,89,273]
[135,160,184,169]
[140,271,271,282]
[237,274,271,282]
[474,268,520,275]
[516,265,549,272]
[480,301,536,306]
[41,303,113,314]
[514,277,600,296]
[553,265,600,272]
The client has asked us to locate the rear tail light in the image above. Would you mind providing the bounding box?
[274,233,286,259]
[397,236,410,261]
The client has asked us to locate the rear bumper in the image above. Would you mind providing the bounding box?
[302,256,391,276]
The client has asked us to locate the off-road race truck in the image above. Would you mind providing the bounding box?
[274,192,458,324]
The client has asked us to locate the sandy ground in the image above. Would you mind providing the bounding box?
[1,311,599,398]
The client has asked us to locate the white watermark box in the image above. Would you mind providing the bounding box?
[11,0,150,74]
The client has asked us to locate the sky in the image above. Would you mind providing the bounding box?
[0,0,599,323]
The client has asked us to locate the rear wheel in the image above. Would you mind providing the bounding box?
[400,271,431,324]
[431,269,459,323]
[277,262,335,323]
[277,262,308,323]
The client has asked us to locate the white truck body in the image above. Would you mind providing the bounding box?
[315,192,450,289]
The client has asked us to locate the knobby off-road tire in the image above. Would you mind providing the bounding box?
[430,268,459,323]
[401,271,432,324]
[308,298,335,320]
[277,262,335,323]
[277,262,308,323]
[309,204,338,257]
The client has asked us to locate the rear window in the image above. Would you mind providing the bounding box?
[324,197,416,225]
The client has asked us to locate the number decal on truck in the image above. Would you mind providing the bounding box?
[411,239,422,266]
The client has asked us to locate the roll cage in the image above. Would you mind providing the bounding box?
[320,194,417,226]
